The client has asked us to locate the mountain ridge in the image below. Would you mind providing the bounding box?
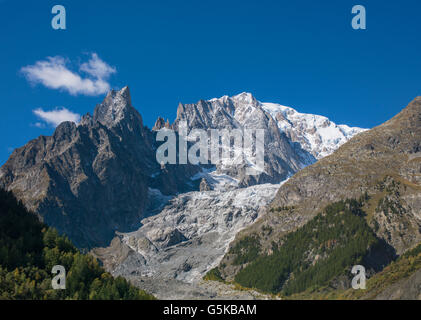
[170,92,366,187]
[0,87,365,250]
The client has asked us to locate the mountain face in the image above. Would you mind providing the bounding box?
[172,92,365,188]
[217,97,421,297]
[0,87,199,248]
[260,101,365,160]
[0,87,363,253]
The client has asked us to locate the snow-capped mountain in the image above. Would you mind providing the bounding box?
[170,92,366,189]
[170,92,304,187]
[90,91,368,298]
[261,101,367,159]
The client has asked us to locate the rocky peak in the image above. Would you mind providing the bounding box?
[53,121,77,140]
[93,86,143,129]
[79,113,93,127]
[0,87,200,248]
[152,117,165,131]
[152,117,171,131]
[384,96,421,131]
[231,92,258,106]
[176,102,185,120]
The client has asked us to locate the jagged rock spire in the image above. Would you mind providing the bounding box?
[93,86,143,129]
[152,117,172,131]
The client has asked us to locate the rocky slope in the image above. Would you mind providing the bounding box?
[217,96,421,296]
[91,183,281,299]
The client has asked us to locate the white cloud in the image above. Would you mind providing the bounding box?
[33,107,81,127]
[80,53,116,79]
[31,122,46,128]
[21,53,116,96]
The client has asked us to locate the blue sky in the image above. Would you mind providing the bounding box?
[1,0,421,165]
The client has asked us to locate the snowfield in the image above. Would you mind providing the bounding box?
[260,101,367,159]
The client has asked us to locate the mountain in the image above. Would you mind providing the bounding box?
[0,88,363,251]
[88,92,364,299]
[0,87,199,248]
[260,101,365,160]
[172,92,365,188]
[216,96,421,298]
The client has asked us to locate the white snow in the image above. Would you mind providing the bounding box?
[191,167,240,191]
[260,101,367,159]
[207,93,367,160]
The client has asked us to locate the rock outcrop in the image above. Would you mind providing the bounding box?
[199,178,212,191]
